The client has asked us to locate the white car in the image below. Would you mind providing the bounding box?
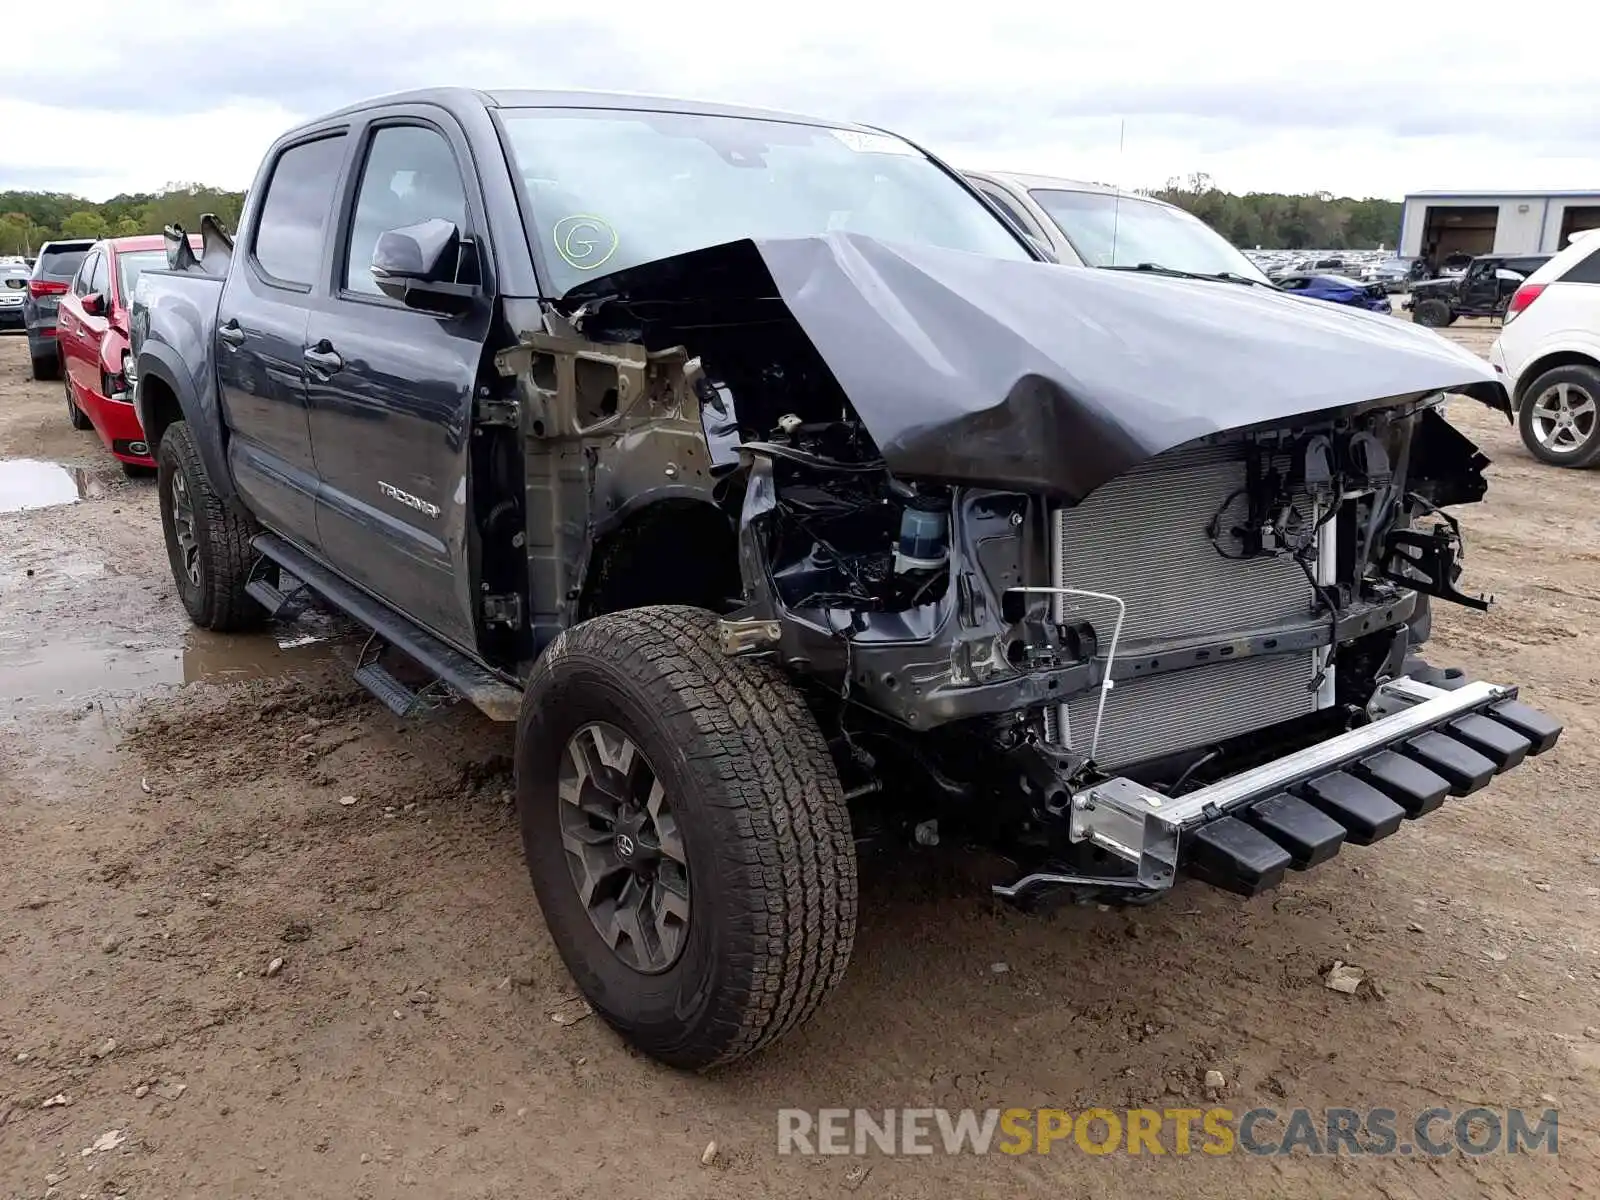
[1489,231,1600,466]
[959,169,1273,283]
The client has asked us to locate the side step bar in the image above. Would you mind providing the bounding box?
[251,534,523,722]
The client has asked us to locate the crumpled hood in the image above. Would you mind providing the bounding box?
[565,233,1506,502]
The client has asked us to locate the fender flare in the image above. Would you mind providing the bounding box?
[135,341,238,505]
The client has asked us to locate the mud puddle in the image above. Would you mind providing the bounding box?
[0,620,358,713]
[0,457,105,513]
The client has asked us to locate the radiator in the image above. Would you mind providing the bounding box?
[1049,441,1330,769]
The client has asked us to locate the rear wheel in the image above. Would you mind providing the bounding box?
[157,420,265,630]
[64,374,92,430]
[31,349,59,381]
[1412,298,1453,327]
[1518,364,1600,468]
[516,605,857,1070]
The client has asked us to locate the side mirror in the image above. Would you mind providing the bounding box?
[81,292,105,317]
[1494,268,1525,283]
[371,218,478,315]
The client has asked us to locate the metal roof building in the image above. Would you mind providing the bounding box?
[1398,190,1600,261]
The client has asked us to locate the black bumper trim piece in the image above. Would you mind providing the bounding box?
[1351,750,1449,817]
[1488,700,1563,755]
[1186,817,1292,897]
[1447,713,1532,772]
[1402,731,1496,795]
[1242,793,1347,868]
[1300,772,1407,844]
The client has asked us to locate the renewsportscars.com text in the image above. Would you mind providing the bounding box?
[776,1106,1558,1157]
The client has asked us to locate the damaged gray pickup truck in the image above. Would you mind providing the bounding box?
[129,88,1562,1070]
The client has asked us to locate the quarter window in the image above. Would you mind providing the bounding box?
[978,186,1047,243]
[1561,244,1600,285]
[343,125,469,296]
[253,134,349,287]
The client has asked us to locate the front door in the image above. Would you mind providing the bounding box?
[1459,261,1497,311]
[304,115,492,651]
[215,131,350,548]
[59,249,108,409]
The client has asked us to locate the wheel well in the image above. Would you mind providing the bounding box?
[1514,351,1600,409]
[139,374,184,453]
[578,500,742,621]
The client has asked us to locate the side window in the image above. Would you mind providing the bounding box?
[88,252,109,296]
[252,134,349,288]
[72,252,98,296]
[343,125,469,297]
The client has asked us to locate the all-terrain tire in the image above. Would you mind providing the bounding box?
[1412,298,1453,327]
[1517,363,1600,468]
[31,351,58,381]
[65,374,92,430]
[156,420,265,630]
[516,605,857,1070]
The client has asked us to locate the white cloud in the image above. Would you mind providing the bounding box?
[4,0,1596,200]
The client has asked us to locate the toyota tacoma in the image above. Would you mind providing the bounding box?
[129,88,1561,1070]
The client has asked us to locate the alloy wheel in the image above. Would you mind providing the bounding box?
[169,469,201,586]
[558,721,690,974]
[1529,382,1598,454]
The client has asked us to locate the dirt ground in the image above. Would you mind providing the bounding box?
[2,318,1598,1200]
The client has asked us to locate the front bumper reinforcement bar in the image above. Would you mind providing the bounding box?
[993,673,1562,901]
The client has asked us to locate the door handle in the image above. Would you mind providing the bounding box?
[218,320,245,348]
[303,342,343,375]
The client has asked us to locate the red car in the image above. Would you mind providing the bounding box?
[56,234,199,471]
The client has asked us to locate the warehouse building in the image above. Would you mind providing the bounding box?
[1398,190,1600,263]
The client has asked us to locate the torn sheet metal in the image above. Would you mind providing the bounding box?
[563,233,1507,503]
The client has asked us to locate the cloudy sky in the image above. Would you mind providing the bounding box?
[5,0,1596,202]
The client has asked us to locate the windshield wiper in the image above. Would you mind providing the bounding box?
[1103,262,1269,287]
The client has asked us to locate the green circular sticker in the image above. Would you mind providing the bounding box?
[553,215,619,271]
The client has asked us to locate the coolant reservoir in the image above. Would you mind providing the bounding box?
[894,504,949,574]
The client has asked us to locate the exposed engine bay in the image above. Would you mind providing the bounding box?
[492,232,1528,905]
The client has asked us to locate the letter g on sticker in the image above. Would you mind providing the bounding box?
[553,215,619,271]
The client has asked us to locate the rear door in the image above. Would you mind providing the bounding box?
[302,109,492,649]
[215,131,350,547]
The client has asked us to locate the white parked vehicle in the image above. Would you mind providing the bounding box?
[1489,231,1600,466]
[960,170,1272,282]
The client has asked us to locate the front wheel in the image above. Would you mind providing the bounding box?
[1412,298,1453,327]
[156,420,265,630]
[1518,363,1600,468]
[516,605,857,1070]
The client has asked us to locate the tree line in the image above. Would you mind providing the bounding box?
[2,172,1406,257]
[0,184,246,256]
[1145,173,1402,251]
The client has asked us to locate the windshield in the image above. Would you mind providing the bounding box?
[1027,189,1269,282]
[500,108,1031,295]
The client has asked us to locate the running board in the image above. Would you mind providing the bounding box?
[250,533,523,722]
[245,556,311,619]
